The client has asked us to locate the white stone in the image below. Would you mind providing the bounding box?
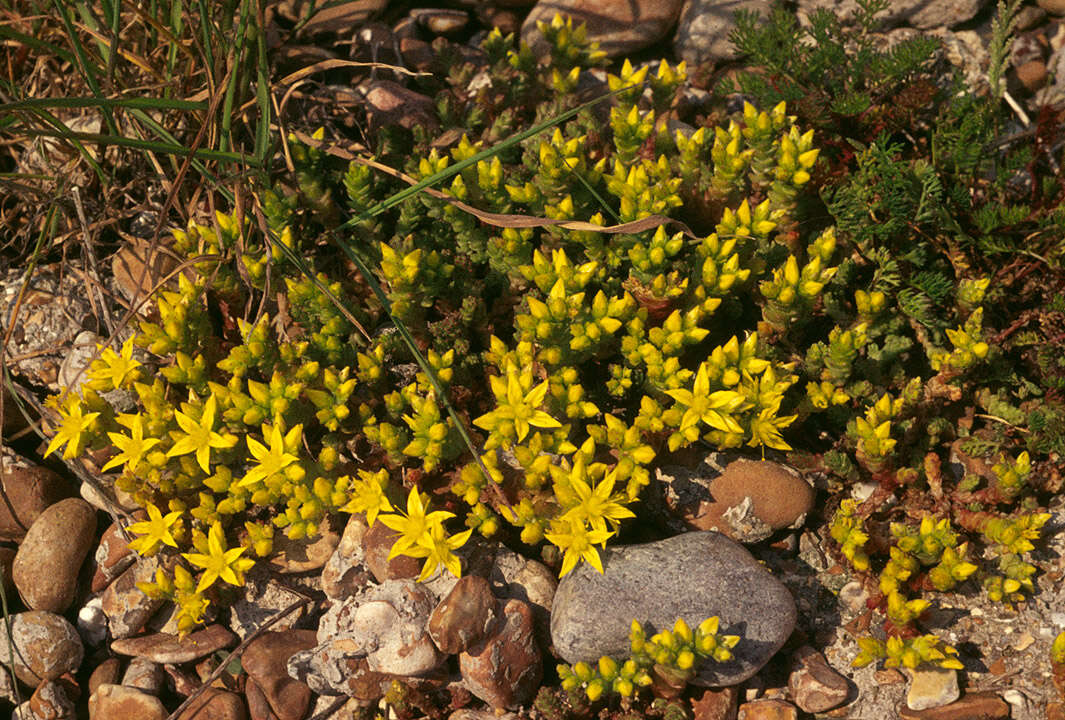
[77,596,108,647]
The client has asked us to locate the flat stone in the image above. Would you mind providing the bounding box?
[906,668,960,711]
[121,656,165,695]
[286,650,391,700]
[691,686,739,720]
[737,699,798,720]
[361,81,438,133]
[91,520,137,592]
[29,680,75,720]
[1041,0,1065,15]
[111,624,237,664]
[551,531,795,686]
[88,657,122,695]
[101,554,171,639]
[225,564,310,640]
[898,692,1010,720]
[110,239,181,305]
[13,497,96,612]
[522,0,685,59]
[267,514,340,574]
[321,514,371,600]
[797,0,989,29]
[787,646,851,712]
[361,519,421,583]
[658,457,814,542]
[88,684,166,720]
[0,611,84,687]
[298,0,388,36]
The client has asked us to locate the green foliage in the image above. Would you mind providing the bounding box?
[38,8,1064,661]
[723,0,939,133]
[987,0,1024,103]
[558,617,739,701]
[853,634,963,671]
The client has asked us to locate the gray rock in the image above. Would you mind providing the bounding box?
[522,0,685,60]
[550,531,796,686]
[797,0,990,29]
[674,0,770,67]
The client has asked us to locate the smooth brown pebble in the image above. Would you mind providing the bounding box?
[242,630,318,720]
[429,575,499,654]
[737,698,798,720]
[13,497,96,612]
[111,624,237,665]
[1016,59,1048,91]
[176,687,248,720]
[88,683,167,720]
[88,657,122,696]
[0,449,71,542]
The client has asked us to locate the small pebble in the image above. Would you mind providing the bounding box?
[906,668,960,711]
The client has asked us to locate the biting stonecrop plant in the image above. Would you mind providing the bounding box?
[39,11,1059,648]
[558,617,739,702]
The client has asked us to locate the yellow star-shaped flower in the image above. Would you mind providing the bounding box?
[87,337,143,391]
[102,413,160,472]
[545,517,614,578]
[182,522,255,593]
[237,421,302,488]
[405,524,474,581]
[44,393,99,460]
[665,364,744,434]
[167,394,238,473]
[473,370,561,446]
[561,467,635,535]
[126,502,182,556]
[378,486,454,559]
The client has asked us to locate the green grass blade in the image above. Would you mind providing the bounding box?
[17,107,107,183]
[104,0,122,84]
[219,0,254,154]
[0,26,75,64]
[125,109,229,192]
[0,97,207,113]
[52,0,118,135]
[13,125,261,165]
[166,0,185,84]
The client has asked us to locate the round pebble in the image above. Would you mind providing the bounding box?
[0,610,84,687]
[13,497,96,612]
